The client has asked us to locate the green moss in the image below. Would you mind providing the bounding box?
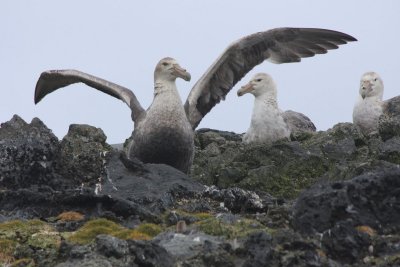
[68,219,154,245]
[196,217,273,239]
[238,153,328,199]
[0,220,61,266]
[10,258,35,267]
[68,219,124,244]
[0,219,60,248]
[192,212,213,220]
[135,223,162,237]
[0,239,17,265]
[0,219,47,239]
[121,230,151,241]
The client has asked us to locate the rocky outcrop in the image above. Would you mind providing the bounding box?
[292,165,400,235]
[0,115,60,189]
[192,123,400,199]
[1,114,400,266]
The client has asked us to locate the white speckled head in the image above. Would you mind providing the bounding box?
[237,73,276,98]
[359,72,384,100]
[154,57,191,83]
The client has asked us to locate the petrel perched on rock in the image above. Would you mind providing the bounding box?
[34,27,356,173]
[237,73,316,144]
[353,72,400,136]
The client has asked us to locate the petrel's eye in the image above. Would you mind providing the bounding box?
[162,62,169,66]
[256,79,262,82]
[374,78,378,81]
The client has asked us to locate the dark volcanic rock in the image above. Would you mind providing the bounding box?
[57,234,174,267]
[0,118,204,223]
[321,220,371,264]
[57,124,110,186]
[3,114,400,267]
[101,151,205,215]
[292,166,400,235]
[241,231,275,267]
[0,149,204,222]
[0,115,60,189]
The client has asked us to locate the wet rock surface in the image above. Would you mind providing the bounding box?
[1,115,400,266]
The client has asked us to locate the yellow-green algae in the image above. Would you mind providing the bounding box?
[67,218,154,245]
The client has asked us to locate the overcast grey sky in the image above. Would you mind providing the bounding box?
[1,1,399,144]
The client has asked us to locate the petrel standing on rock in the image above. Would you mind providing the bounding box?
[34,27,356,173]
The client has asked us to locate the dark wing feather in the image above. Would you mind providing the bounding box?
[34,69,145,123]
[184,27,356,129]
[383,95,400,116]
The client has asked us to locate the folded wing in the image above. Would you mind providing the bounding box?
[184,27,357,129]
[383,95,400,116]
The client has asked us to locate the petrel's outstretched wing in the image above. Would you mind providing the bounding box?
[185,27,356,129]
[34,69,145,123]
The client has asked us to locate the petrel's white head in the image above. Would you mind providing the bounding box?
[359,72,384,100]
[237,73,277,98]
[154,57,191,83]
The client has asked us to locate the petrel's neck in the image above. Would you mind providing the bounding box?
[154,79,180,97]
[254,91,278,109]
[151,79,183,109]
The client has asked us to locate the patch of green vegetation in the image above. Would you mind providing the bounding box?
[163,210,214,227]
[0,219,60,248]
[135,223,162,237]
[196,217,273,239]
[10,258,35,267]
[0,219,48,240]
[362,252,400,266]
[238,154,328,199]
[67,218,153,245]
[0,219,61,266]
[379,151,400,165]
[192,212,213,220]
[0,239,17,265]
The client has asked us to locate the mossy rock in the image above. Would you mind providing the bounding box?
[0,239,17,265]
[67,218,154,245]
[163,210,214,226]
[192,124,388,199]
[135,223,162,237]
[0,219,46,239]
[195,216,272,239]
[0,219,61,266]
[10,258,35,267]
